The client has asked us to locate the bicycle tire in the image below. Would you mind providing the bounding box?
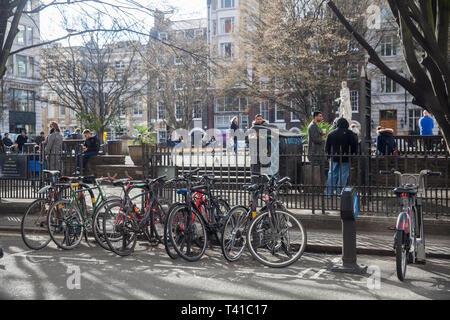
[163,203,183,259]
[102,201,137,256]
[246,210,307,268]
[167,203,207,262]
[221,205,250,262]
[395,230,407,281]
[146,201,166,245]
[47,200,84,250]
[92,199,122,251]
[21,199,52,250]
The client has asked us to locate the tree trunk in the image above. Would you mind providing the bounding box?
[431,107,450,152]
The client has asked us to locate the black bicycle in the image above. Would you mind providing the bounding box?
[165,168,230,262]
[102,175,168,256]
[225,173,307,268]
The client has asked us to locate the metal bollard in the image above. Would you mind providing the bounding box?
[331,187,367,274]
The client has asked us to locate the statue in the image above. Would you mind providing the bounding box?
[336,81,352,124]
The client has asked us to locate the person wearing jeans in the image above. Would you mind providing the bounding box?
[76,129,99,174]
[324,118,358,196]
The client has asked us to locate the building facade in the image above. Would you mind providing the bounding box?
[1,0,41,138]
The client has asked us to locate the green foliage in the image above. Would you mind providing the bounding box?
[76,113,103,132]
[132,124,157,146]
[300,118,333,142]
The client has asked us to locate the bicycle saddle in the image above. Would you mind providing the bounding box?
[43,170,60,176]
[394,186,417,196]
[244,184,259,192]
[112,179,130,187]
[192,185,207,193]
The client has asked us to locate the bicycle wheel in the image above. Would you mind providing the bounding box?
[21,199,52,250]
[102,202,137,256]
[92,199,122,251]
[145,201,166,245]
[47,200,84,250]
[395,230,407,281]
[246,210,307,268]
[221,206,250,262]
[167,204,207,262]
[163,203,182,259]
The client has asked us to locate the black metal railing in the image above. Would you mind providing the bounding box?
[143,143,449,218]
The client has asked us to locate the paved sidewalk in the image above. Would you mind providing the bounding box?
[2,212,449,259]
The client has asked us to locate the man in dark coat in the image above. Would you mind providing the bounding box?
[376,126,396,155]
[76,129,99,174]
[15,130,28,153]
[324,117,358,195]
[307,111,325,165]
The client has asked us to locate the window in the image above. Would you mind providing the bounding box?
[194,29,204,38]
[9,89,35,112]
[215,96,247,113]
[350,90,359,112]
[275,104,285,122]
[26,0,32,11]
[193,100,202,119]
[157,77,166,90]
[26,26,33,45]
[408,109,422,133]
[381,35,397,56]
[348,63,359,80]
[214,114,234,128]
[221,0,235,8]
[291,102,300,121]
[16,25,25,45]
[59,105,66,117]
[220,42,233,58]
[157,101,165,120]
[381,75,397,93]
[133,104,143,117]
[260,75,270,91]
[174,78,184,90]
[158,32,168,40]
[220,17,234,34]
[46,62,54,78]
[175,101,184,120]
[260,101,270,120]
[157,130,167,144]
[194,73,202,88]
[174,55,183,65]
[47,103,54,118]
[16,55,27,77]
[28,57,34,78]
[115,61,125,75]
[6,56,13,75]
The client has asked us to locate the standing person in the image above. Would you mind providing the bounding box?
[350,123,361,153]
[307,111,326,165]
[44,122,63,170]
[72,128,83,140]
[324,118,358,196]
[250,114,270,176]
[376,126,396,155]
[0,133,5,154]
[419,110,434,135]
[34,131,45,152]
[230,116,239,153]
[76,129,99,174]
[15,130,28,153]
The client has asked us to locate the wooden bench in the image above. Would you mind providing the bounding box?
[84,154,126,174]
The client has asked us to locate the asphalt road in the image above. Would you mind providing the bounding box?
[0,231,449,300]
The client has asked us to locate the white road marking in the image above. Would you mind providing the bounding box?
[310,269,326,279]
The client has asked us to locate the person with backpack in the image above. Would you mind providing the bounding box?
[376,126,396,155]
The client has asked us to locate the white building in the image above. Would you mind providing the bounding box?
[366,3,439,138]
[1,0,42,138]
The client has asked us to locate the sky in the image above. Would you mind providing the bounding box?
[39,0,207,45]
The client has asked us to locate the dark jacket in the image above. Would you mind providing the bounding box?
[84,136,99,153]
[307,121,324,164]
[16,135,28,151]
[230,121,239,131]
[376,128,396,155]
[2,137,12,147]
[325,118,358,162]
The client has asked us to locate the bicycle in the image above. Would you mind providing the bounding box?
[102,175,168,256]
[46,175,117,250]
[21,170,72,250]
[165,168,231,262]
[380,169,440,281]
[238,173,307,268]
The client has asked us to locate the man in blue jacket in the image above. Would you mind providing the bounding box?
[419,111,434,135]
